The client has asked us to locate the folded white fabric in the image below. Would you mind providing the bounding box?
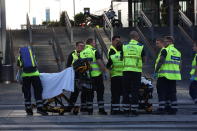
[40,67,75,99]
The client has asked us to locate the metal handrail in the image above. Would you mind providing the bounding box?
[51,27,65,71]
[26,14,32,44]
[103,12,113,41]
[65,11,73,43]
[179,10,193,27]
[94,28,108,62]
[178,25,195,46]
[178,10,194,41]
[139,11,154,42]
[140,11,152,27]
[5,30,15,65]
[136,26,156,58]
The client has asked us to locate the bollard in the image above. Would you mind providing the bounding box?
[1,65,14,84]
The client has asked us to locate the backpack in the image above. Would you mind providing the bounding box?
[19,46,37,73]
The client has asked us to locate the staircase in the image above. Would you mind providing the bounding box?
[31,28,58,73]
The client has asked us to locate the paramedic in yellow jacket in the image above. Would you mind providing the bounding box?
[106,36,123,115]
[17,46,48,116]
[122,31,146,116]
[154,36,181,115]
[80,38,108,115]
[66,41,87,112]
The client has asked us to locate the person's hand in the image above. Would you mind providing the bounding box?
[103,71,110,80]
[152,73,158,79]
[190,76,195,81]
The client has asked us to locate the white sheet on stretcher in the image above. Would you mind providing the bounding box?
[40,67,75,99]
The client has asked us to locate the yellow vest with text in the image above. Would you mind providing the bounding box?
[156,44,181,80]
[123,40,143,72]
[190,53,197,80]
[108,45,123,77]
[80,45,102,77]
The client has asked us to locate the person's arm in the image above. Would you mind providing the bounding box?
[106,49,116,69]
[155,49,167,73]
[66,52,73,68]
[141,47,146,64]
[194,56,197,76]
[95,50,107,72]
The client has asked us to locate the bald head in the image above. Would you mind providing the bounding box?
[130,31,140,40]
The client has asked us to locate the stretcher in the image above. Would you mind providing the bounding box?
[42,59,91,115]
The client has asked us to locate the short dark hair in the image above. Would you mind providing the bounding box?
[156,37,165,43]
[129,31,139,39]
[164,36,174,43]
[112,36,120,41]
[86,38,93,44]
[76,41,84,46]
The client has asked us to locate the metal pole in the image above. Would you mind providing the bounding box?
[195,0,197,25]
[29,0,31,14]
[111,0,113,10]
[0,0,6,64]
[169,0,174,36]
[73,0,75,26]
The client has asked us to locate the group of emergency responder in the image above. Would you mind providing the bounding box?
[17,30,197,116]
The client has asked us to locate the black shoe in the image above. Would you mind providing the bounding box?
[99,109,107,115]
[131,110,138,116]
[167,108,177,115]
[37,108,48,116]
[88,111,93,115]
[111,110,119,115]
[193,112,197,114]
[64,106,73,112]
[80,108,88,112]
[26,108,33,116]
[154,108,166,115]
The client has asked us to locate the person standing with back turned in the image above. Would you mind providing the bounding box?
[122,31,146,115]
[17,46,48,116]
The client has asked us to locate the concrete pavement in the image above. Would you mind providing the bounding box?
[0,81,197,130]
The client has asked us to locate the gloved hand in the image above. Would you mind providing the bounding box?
[190,76,195,81]
[152,73,158,79]
[103,72,110,80]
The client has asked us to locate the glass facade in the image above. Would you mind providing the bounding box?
[128,0,196,27]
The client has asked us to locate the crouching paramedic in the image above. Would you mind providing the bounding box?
[17,46,48,116]
[80,38,108,115]
[66,41,87,112]
[106,36,123,115]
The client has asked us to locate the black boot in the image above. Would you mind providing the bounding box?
[131,110,138,116]
[167,108,177,115]
[80,107,88,112]
[99,109,107,115]
[154,108,166,115]
[25,108,33,116]
[193,112,197,114]
[37,107,48,116]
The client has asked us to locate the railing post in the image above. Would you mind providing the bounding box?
[65,11,73,44]
[103,12,113,41]
[0,0,6,64]
[169,0,174,36]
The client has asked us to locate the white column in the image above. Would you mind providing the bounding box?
[0,0,6,64]
[195,0,197,25]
